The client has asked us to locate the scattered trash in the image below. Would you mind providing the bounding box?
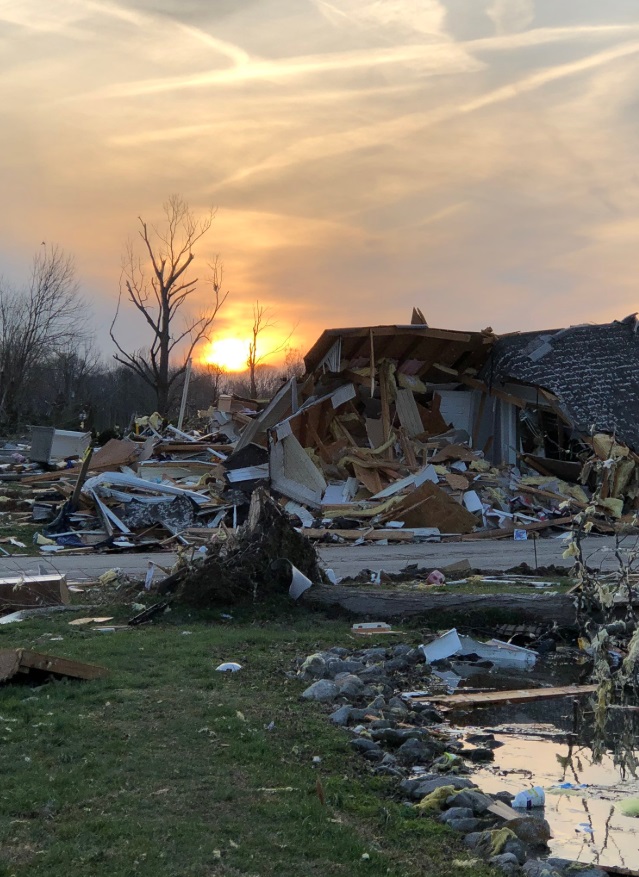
[351,622,396,636]
[215,662,242,672]
[420,629,462,662]
[68,616,114,626]
[426,570,446,585]
[512,786,546,810]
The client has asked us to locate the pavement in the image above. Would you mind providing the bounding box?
[0,535,625,582]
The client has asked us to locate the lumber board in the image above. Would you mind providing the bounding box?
[407,684,597,709]
[0,648,108,682]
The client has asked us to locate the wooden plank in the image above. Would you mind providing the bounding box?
[0,574,69,610]
[409,684,597,709]
[18,650,109,680]
[395,389,423,437]
[0,649,108,683]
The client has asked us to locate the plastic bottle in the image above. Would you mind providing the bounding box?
[512,786,545,809]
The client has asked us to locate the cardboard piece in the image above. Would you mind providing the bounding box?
[386,481,478,533]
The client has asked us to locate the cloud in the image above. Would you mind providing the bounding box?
[487,0,535,35]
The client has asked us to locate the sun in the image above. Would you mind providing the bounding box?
[204,337,249,372]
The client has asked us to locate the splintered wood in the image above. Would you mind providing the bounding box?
[405,684,597,709]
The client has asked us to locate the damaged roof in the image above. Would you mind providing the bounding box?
[487,315,639,448]
[304,324,494,381]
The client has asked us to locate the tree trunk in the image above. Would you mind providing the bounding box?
[304,585,578,628]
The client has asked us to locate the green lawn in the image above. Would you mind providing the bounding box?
[0,603,494,877]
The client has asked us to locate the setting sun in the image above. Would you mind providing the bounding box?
[204,337,250,372]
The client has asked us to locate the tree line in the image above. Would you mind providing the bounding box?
[0,196,303,436]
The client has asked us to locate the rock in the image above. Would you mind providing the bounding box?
[388,696,409,713]
[327,647,350,657]
[369,719,393,730]
[522,862,562,877]
[392,644,412,656]
[405,648,423,664]
[447,817,481,832]
[349,708,382,722]
[411,705,444,723]
[384,657,411,673]
[547,860,607,877]
[504,817,552,849]
[362,648,387,661]
[464,832,484,850]
[490,853,522,877]
[401,775,474,800]
[371,727,423,746]
[466,732,503,750]
[358,664,387,682]
[336,674,365,698]
[439,807,475,823]
[349,738,384,761]
[396,738,435,766]
[464,747,495,763]
[494,790,515,805]
[301,679,339,702]
[300,653,327,678]
[325,659,365,678]
[367,695,386,709]
[502,838,527,864]
[447,789,494,815]
[379,752,397,766]
[328,705,352,726]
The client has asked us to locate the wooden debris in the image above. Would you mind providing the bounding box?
[406,684,597,709]
[0,574,69,611]
[0,649,109,683]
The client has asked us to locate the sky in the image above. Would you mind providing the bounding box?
[1,0,639,367]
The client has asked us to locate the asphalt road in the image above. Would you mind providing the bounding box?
[0,535,624,582]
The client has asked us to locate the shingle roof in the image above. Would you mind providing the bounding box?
[485,315,639,448]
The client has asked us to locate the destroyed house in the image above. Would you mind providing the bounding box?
[296,316,639,477]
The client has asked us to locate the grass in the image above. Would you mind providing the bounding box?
[0,603,494,877]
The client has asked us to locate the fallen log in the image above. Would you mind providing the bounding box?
[304,585,578,626]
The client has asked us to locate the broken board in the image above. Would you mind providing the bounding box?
[0,649,109,683]
[406,684,597,709]
[0,574,69,611]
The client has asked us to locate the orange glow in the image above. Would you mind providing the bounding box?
[204,337,250,371]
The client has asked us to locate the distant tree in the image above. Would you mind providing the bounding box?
[247,301,295,398]
[0,246,91,427]
[110,195,228,416]
[283,345,306,379]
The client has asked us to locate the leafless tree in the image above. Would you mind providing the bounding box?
[247,301,295,398]
[0,246,90,426]
[110,195,228,416]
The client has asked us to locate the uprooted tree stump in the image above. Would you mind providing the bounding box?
[170,489,327,607]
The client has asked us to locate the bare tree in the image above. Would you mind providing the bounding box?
[0,246,90,426]
[110,195,228,416]
[247,301,295,398]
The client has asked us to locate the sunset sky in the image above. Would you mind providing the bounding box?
[2,0,639,366]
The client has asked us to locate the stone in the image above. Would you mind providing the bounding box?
[349,738,384,761]
[325,659,366,678]
[388,696,409,713]
[384,657,411,673]
[362,648,387,661]
[464,832,483,850]
[369,719,393,730]
[349,708,382,722]
[489,853,522,877]
[300,653,327,678]
[447,789,494,815]
[494,790,515,805]
[447,817,481,832]
[504,817,552,849]
[502,838,527,864]
[328,705,352,726]
[358,664,387,682]
[401,775,475,801]
[396,738,435,766]
[367,695,386,709]
[336,674,365,698]
[439,807,475,823]
[466,732,503,750]
[405,648,423,664]
[547,860,607,877]
[522,862,561,877]
[327,647,350,656]
[412,705,444,723]
[371,727,423,746]
[392,644,412,656]
[301,679,339,702]
[464,747,495,763]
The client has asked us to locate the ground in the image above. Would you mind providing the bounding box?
[0,603,495,877]
[0,534,626,581]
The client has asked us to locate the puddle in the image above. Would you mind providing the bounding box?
[470,733,639,870]
[444,653,639,870]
